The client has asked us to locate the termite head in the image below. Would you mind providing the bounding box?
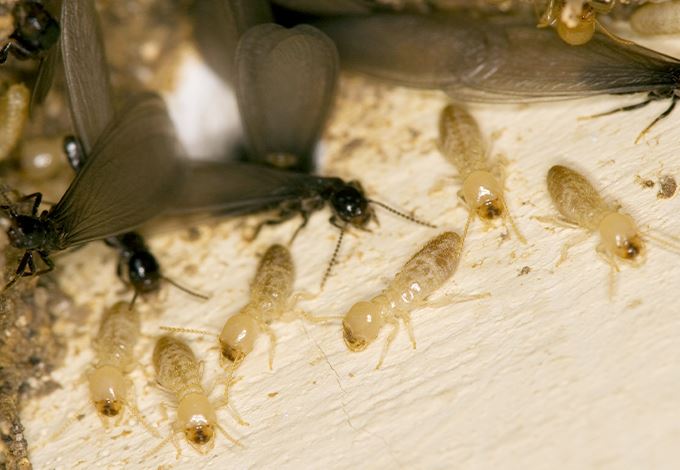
[329,180,375,229]
[556,4,596,46]
[218,312,260,363]
[6,214,48,250]
[9,1,60,60]
[342,301,383,352]
[128,250,162,294]
[461,171,505,221]
[599,212,645,264]
[88,365,127,418]
[176,393,216,452]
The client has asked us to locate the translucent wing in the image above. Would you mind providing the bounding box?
[316,13,680,101]
[49,93,185,246]
[29,44,60,114]
[451,16,680,102]
[61,0,114,153]
[192,0,272,83]
[235,24,339,172]
[171,159,326,215]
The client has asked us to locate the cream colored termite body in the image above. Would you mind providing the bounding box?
[88,302,142,419]
[342,231,467,369]
[164,244,325,371]
[543,165,662,296]
[535,0,620,46]
[0,83,29,161]
[631,1,680,35]
[438,104,525,243]
[152,335,239,455]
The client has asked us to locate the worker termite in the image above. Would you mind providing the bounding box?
[41,302,158,444]
[438,104,525,244]
[539,165,680,295]
[149,335,241,457]
[0,82,29,162]
[631,0,680,36]
[162,244,331,385]
[342,231,488,369]
[0,0,60,64]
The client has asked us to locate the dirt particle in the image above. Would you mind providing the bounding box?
[635,175,655,189]
[267,392,278,398]
[518,266,531,276]
[657,175,677,199]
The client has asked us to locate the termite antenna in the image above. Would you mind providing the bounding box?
[368,200,437,228]
[0,188,18,218]
[215,422,243,448]
[159,325,215,337]
[162,276,211,301]
[320,227,345,290]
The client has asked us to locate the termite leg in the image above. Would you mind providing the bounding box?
[557,231,591,266]
[259,321,277,370]
[395,309,416,350]
[635,94,678,143]
[375,318,401,370]
[288,209,312,245]
[532,215,580,230]
[596,243,620,299]
[126,378,161,438]
[249,209,297,241]
[19,192,43,216]
[581,97,655,120]
[425,291,491,309]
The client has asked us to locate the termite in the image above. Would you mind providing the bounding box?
[438,104,525,244]
[631,0,680,36]
[342,231,487,369]
[162,244,330,380]
[540,165,680,295]
[0,82,29,162]
[149,335,240,456]
[0,0,60,64]
[42,302,157,444]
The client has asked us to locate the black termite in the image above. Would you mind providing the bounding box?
[314,11,680,142]
[182,21,435,286]
[0,1,60,64]
[0,92,186,290]
[56,0,205,305]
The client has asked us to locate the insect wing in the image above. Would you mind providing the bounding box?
[315,14,485,89]
[61,0,114,153]
[49,93,185,245]
[171,159,322,215]
[450,18,680,102]
[235,24,339,172]
[192,0,272,83]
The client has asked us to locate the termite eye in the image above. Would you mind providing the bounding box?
[331,186,370,225]
[96,399,123,417]
[187,424,214,445]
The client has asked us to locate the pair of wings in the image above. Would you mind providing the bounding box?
[39,0,185,247]
[315,12,680,101]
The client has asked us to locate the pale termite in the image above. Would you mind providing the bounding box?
[342,231,487,369]
[438,104,525,243]
[0,82,29,162]
[631,0,680,36]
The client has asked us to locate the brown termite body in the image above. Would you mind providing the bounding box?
[343,231,485,369]
[151,335,240,456]
[438,104,525,244]
[543,165,680,295]
[631,1,680,36]
[163,244,327,375]
[0,82,29,161]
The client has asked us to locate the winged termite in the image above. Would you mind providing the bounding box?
[56,0,205,305]
[315,11,680,142]
[0,92,185,289]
